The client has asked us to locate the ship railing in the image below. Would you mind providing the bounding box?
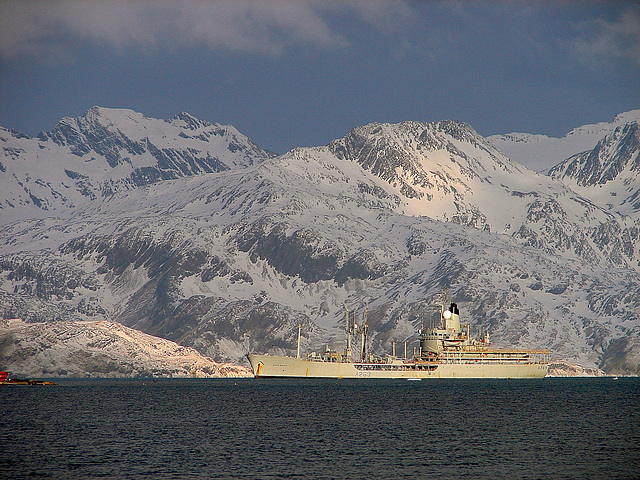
[354,363,438,372]
[437,351,550,364]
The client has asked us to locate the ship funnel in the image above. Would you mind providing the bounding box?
[445,303,461,332]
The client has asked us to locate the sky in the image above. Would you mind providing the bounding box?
[0,0,639,154]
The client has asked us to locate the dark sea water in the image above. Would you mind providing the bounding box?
[1,377,639,479]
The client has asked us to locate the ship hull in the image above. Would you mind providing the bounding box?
[247,354,548,379]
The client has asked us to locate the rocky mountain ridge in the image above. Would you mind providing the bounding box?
[1,108,639,376]
[549,121,640,219]
[0,106,275,225]
[487,109,640,172]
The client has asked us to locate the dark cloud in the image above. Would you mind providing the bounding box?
[0,0,411,60]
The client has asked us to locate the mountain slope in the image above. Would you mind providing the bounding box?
[549,122,640,219]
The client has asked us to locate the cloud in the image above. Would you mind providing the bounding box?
[0,0,364,60]
[572,6,640,68]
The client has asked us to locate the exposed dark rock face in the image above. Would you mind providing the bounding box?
[550,122,640,187]
[43,114,146,167]
[549,122,640,218]
[600,337,640,376]
[238,222,343,283]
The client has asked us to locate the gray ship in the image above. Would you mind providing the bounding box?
[248,298,550,379]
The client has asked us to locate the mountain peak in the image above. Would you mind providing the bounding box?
[79,106,147,127]
[1,107,274,219]
[432,119,480,143]
[610,109,640,125]
[172,112,213,130]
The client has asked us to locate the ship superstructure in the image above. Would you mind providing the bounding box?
[247,298,549,379]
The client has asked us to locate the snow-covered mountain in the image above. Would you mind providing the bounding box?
[487,110,640,172]
[326,120,639,267]
[1,108,639,376]
[549,121,640,219]
[0,318,252,378]
[0,106,275,225]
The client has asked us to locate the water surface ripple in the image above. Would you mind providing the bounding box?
[1,378,638,479]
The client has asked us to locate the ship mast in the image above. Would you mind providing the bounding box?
[359,305,368,362]
[435,291,447,328]
[344,305,353,361]
[344,304,369,362]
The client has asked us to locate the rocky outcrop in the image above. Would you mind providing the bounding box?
[0,319,252,378]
